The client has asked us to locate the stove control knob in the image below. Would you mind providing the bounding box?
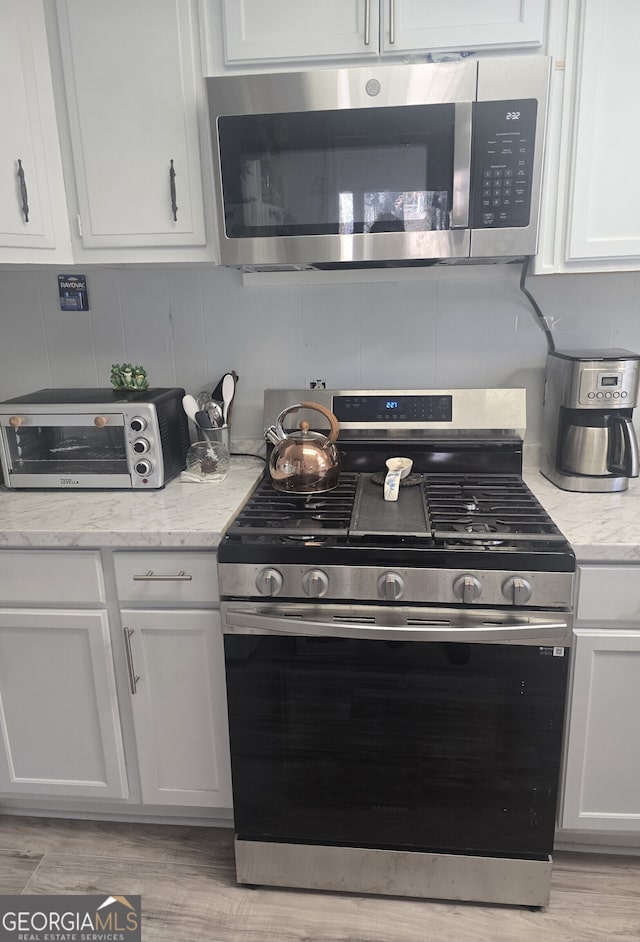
[377,572,405,601]
[302,569,329,598]
[502,576,533,605]
[255,568,283,597]
[453,574,482,604]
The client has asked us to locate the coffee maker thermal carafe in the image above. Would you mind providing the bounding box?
[541,349,640,492]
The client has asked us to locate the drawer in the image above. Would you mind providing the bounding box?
[576,564,640,626]
[113,551,219,605]
[0,550,105,605]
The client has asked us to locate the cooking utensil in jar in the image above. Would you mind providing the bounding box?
[182,394,199,425]
[195,410,213,429]
[383,457,413,502]
[203,400,224,427]
[221,372,236,425]
[269,402,340,493]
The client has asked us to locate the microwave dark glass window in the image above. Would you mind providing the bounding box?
[5,424,128,475]
[224,635,568,860]
[218,104,455,238]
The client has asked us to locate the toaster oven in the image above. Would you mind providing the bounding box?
[0,387,190,489]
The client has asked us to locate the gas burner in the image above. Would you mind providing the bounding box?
[464,522,498,535]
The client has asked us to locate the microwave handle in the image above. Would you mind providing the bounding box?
[450,101,473,230]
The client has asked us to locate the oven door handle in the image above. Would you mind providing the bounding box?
[223,609,570,645]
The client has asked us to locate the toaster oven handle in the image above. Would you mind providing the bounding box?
[450,101,472,230]
[223,608,570,645]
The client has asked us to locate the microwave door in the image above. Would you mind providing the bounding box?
[216,105,472,268]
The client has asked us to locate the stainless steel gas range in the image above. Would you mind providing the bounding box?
[218,388,575,908]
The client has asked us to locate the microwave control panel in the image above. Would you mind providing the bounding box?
[470,99,537,230]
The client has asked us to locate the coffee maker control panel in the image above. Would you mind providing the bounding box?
[578,367,637,406]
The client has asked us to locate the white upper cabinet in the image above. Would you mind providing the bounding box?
[0,0,71,262]
[380,0,546,56]
[222,0,380,63]
[536,0,640,273]
[212,0,545,69]
[55,0,212,259]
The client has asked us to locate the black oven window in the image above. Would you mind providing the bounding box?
[5,424,128,475]
[225,636,568,860]
[218,104,455,238]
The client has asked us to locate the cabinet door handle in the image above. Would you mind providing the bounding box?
[17,159,29,222]
[169,159,178,221]
[388,0,396,44]
[132,570,193,581]
[123,627,140,695]
[364,0,371,44]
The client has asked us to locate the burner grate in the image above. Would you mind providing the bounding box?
[424,474,567,543]
[226,473,359,536]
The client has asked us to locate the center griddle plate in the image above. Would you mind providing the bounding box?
[350,474,430,538]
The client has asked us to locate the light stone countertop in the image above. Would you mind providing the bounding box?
[525,469,640,563]
[0,455,638,561]
[0,457,265,549]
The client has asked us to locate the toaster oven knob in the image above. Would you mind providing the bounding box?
[377,571,405,601]
[134,459,153,476]
[255,567,283,596]
[502,576,533,605]
[132,438,150,454]
[130,416,147,432]
[302,569,329,598]
[453,574,482,604]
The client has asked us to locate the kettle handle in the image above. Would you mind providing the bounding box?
[276,402,340,443]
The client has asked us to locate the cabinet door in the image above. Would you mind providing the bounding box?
[0,609,128,799]
[0,0,71,261]
[562,629,640,831]
[55,0,207,249]
[564,0,640,262]
[121,608,232,808]
[221,0,379,63]
[381,0,546,55]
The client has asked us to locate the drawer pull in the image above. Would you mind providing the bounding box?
[123,627,140,695]
[132,570,193,582]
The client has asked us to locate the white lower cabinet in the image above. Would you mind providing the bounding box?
[119,608,232,808]
[562,628,640,831]
[0,608,127,799]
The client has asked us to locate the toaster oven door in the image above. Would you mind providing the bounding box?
[0,413,133,488]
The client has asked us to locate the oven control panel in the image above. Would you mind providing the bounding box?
[228,563,573,610]
[332,395,453,423]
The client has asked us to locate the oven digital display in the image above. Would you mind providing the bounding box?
[333,395,453,422]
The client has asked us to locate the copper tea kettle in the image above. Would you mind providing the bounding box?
[268,402,340,493]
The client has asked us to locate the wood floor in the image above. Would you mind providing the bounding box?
[2,815,640,941]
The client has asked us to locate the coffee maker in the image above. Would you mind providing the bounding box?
[541,349,640,492]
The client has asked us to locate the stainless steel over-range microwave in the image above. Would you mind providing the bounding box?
[206,56,551,271]
[0,388,190,489]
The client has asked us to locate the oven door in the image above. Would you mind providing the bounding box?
[0,412,132,488]
[223,602,570,861]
